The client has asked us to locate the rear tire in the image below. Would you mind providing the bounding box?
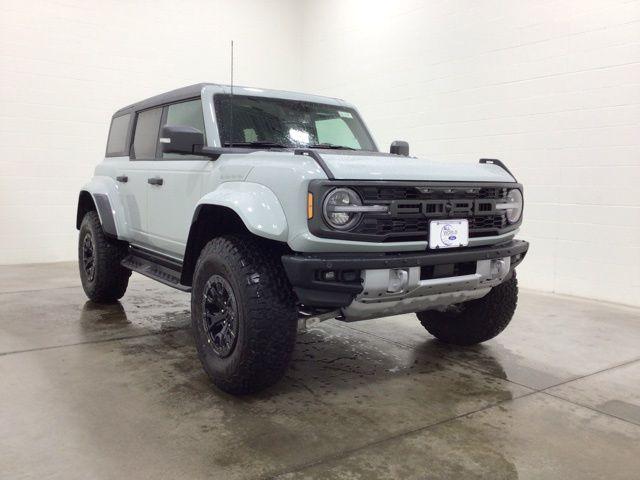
[190,235,298,395]
[78,211,131,303]
[416,272,518,346]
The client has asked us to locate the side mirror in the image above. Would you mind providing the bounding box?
[390,140,409,156]
[160,125,204,155]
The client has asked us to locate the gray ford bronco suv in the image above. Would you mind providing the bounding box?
[77,83,529,394]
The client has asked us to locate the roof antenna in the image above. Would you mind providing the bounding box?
[228,40,234,148]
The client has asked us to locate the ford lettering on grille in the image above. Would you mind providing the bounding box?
[388,199,498,217]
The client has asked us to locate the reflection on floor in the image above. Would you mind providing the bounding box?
[1,262,639,479]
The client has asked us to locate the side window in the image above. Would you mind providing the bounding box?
[162,99,206,159]
[106,114,130,156]
[132,107,162,159]
[315,117,361,149]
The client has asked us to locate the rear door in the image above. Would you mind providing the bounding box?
[118,106,163,245]
[104,113,138,241]
[145,99,211,258]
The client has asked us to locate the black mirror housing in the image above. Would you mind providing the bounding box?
[390,140,409,156]
[160,125,204,155]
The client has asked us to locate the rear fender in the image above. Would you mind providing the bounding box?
[77,176,127,239]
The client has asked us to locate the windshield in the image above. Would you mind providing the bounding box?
[214,94,377,151]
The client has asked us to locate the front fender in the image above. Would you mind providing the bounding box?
[197,182,288,241]
[79,176,127,238]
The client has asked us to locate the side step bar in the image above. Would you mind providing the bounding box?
[121,247,191,292]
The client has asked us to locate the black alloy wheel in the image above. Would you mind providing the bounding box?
[77,210,130,303]
[82,232,96,282]
[202,274,239,358]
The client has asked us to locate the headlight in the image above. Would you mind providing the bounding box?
[322,188,363,230]
[498,189,523,224]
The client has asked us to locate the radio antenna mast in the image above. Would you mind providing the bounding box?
[229,40,234,148]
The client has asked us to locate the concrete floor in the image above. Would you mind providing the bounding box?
[1,263,639,479]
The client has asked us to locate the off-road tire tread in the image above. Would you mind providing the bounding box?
[78,211,130,303]
[192,235,297,395]
[417,273,518,345]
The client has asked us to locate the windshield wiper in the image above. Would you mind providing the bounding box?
[223,141,357,151]
[224,141,287,149]
[307,143,356,151]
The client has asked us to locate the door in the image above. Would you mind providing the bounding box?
[105,112,141,243]
[116,106,163,245]
[146,99,211,258]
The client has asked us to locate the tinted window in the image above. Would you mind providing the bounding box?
[132,107,162,159]
[106,114,130,156]
[162,100,206,159]
[316,117,361,149]
[214,95,376,151]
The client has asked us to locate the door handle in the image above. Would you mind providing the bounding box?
[116,175,128,183]
[147,177,164,186]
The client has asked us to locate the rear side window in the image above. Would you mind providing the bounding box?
[165,99,204,131]
[162,99,206,159]
[105,114,130,156]
[132,107,162,159]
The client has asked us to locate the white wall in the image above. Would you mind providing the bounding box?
[1,0,639,307]
[0,0,302,264]
[301,0,640,306]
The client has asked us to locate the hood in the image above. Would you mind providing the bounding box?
[319,152,516,183]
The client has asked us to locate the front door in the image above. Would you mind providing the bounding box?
[145,99,210,259]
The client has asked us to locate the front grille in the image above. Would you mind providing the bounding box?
[351,184,510,241]
[469,214,507,231]
[357,217,429,235]
[358,186,508,202]
[351,214,507,240]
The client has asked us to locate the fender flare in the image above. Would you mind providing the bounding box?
[194,182,288,241]
[180,182,288,286]
[77,176,125,238]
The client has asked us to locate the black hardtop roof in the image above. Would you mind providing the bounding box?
[112,83,346,119]
[113,83,214,118]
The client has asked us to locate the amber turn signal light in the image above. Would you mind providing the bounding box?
[307,193,314,219]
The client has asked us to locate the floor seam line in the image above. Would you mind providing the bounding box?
[263,389,539,479]
[541,390,640,427]
[0,326,189,357]
[0,278,170,296]
[539,356,640,391]
[0,285,80,295]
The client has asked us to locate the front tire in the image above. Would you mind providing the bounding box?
[416,272,518,346]
[78,211,131,303]
[191,235,298,395]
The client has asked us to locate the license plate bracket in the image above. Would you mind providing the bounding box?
[429,219,469,249]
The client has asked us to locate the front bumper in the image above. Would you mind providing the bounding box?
[281,239,529,309]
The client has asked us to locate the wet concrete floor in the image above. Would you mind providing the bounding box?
[1,262,639,479]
